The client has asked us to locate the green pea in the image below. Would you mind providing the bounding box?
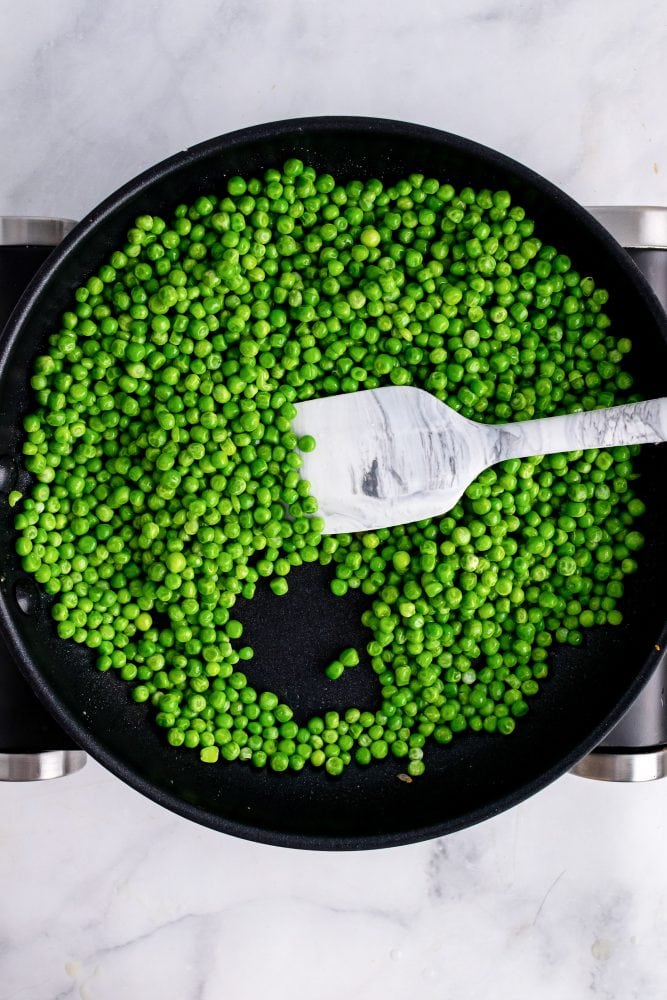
[16,163,640,783]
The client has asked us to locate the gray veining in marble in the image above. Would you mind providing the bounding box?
[293,386,667,533]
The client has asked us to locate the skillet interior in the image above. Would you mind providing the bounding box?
[0,117,666,849]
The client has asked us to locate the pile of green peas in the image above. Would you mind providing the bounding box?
[12,158,646,778]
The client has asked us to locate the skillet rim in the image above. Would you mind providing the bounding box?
[1,115,666,849]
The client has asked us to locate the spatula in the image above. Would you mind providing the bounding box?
[291,386,667,534]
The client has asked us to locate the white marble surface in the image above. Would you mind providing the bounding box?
[4,762,667,1000]
[2,1,667,997]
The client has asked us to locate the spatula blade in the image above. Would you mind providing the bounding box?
[292,386,485,534]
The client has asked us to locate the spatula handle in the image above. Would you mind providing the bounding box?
[492,397,667,462]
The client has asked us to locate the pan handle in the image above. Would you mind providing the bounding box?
[0,218,86,781]
[572,208,667,782]
[0,217,77,245]
[0,750,86,781]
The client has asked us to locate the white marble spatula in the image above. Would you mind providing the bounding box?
[292,386,667,534]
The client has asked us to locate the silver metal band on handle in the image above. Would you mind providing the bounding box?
[571,748,667,782]
[0,749,87,781]
[0,216,77,246]
[586,206,667,249]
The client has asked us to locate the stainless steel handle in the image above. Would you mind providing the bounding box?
[0,750,87,781]
[585,206,667,249]
[0,217,85,781]
[0,216,77,246]
[571,747,667,782]
[572,206,667,782]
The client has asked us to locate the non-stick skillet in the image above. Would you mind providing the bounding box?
[1,117,666,850]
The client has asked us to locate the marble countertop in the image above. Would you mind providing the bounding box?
[2,1,667,998]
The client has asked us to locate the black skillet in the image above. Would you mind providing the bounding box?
[1,117,666,849]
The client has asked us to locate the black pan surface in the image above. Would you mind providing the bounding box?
[1,118,666,849]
